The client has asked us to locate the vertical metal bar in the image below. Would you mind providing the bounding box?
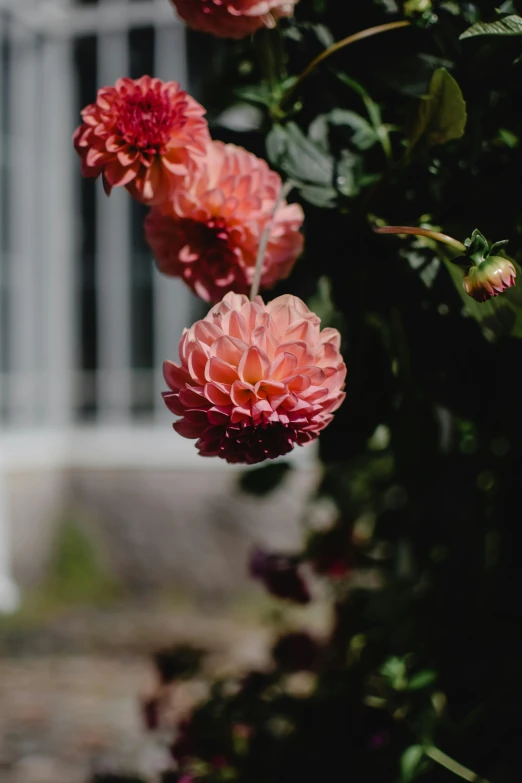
[153,11,195,420]
[6,19,40,424]
[0,10,5,421]
[96,0,131,422]
[0,448,19,613]
[39,25,76,426]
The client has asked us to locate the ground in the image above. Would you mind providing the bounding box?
[0,605,273,783]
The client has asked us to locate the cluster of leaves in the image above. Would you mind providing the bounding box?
[102,1,522,781]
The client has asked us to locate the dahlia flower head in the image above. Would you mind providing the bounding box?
[463,256,517,302]
[145,141,304,302]
[74,76,210,205]
[171,0,298,39]
[163,292,346,464]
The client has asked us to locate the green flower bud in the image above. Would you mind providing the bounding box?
[463,257,516,303]
[404,0,432,13]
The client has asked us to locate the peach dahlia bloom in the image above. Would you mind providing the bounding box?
[163,292,346,464]
[171,0,298,39]
[145,141,304,302]
[74,76,210,205]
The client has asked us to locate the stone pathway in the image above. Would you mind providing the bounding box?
[0,608,272,783]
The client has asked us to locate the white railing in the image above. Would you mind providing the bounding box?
[0,0,193,428]
[0,0,180,36]
[0,0,317,612]
[0,0,197,610]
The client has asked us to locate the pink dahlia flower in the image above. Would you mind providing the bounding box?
[163,292,346,464]
[145,141,304,302]
[73,76,210,205]
[171,0,298,39]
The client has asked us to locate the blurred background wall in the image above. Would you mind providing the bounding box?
[0,0,315,613]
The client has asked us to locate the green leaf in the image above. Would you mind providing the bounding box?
[308,107,380,158]
[407,68,467,151]
[309,110,378,153]
[464,228,490,265]
[308,114,331,153]
[489,239,510,255]
[266,122,338,207]
[312,22,334,48]
[497,128,519,148]
[239,462,292,496]
[329,109,379,150]
[460,14,522,39]
[234,84,273,107]
[298,184,338,208]
[307,276,345,331]
[336,150,362,197]
[407,669,437,690]
[266,124,289,165]
[401,745,425,782]
[381,656,408,689]
[266,122,334,186]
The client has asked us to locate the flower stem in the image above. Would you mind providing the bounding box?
[250,180,294,301]
[374,225,467,254]
[279,20,411,110]
[425,746,490,783]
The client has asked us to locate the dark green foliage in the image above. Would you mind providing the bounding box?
[238,461,292,496]
[153,644,205,685]
[172,3,522,781]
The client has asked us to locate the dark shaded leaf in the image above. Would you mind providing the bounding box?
[239,462,292,496]
[153,644,205,684]
[336,150,361,197]
[266,122,334,186]
[460,14,522,39]
[407,669,437,690]
[234,84,273,107]
[401,745,425,781]
[266,124,289,165]
[307,276,345,331]
[329,109,378,150]
[267,122,337,206]
[312,22,334,48]
[298,184,338,207]
[490,239,510,255]
[407,68,467,150]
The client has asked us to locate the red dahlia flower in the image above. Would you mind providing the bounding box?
[171,0,298,39]
[74,76,210,205]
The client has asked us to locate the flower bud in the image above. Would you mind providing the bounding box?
[463,257,516,302]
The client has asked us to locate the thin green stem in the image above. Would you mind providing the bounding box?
[250,180,294,301]
[426,746,490,783]
[255,27,280,89]
[374,225,467,254]
[279,20,411,110]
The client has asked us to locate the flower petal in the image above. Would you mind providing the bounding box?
[238,345,270,385]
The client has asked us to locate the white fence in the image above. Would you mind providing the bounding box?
[0,0,197,611]
[0,0,316,612]
[0,0,196,428]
